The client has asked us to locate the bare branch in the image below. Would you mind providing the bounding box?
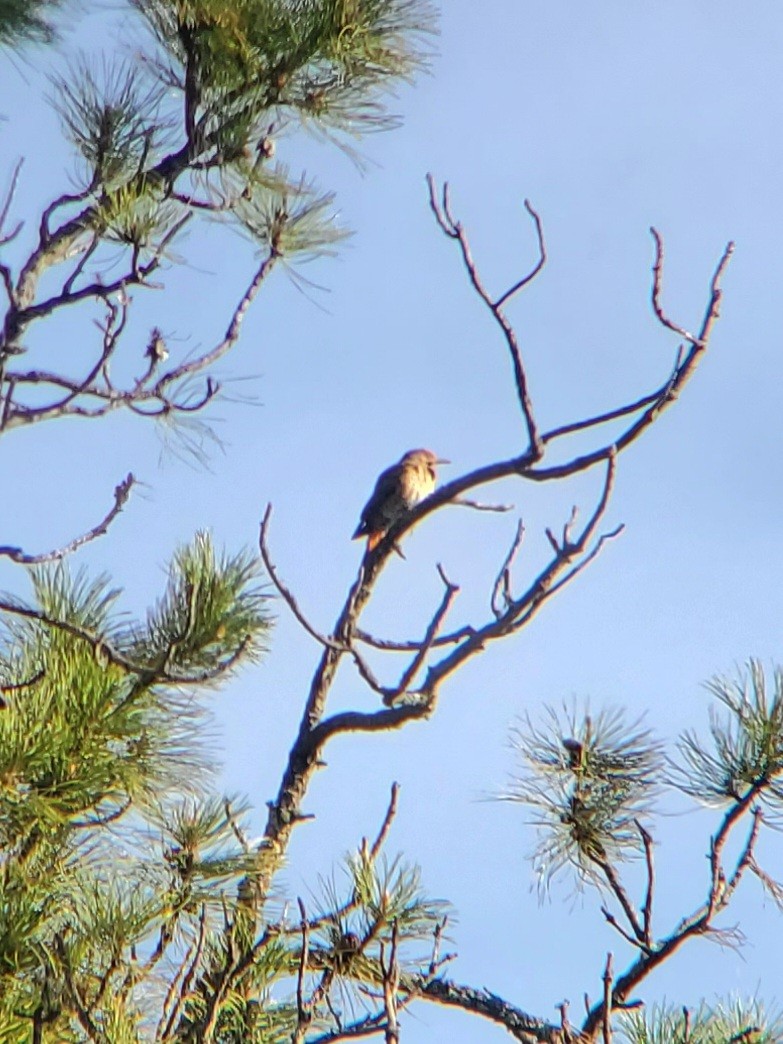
[294,898,312,1044]
[195,197,734,1044]
[494,200,547,309]
[637,820,655,947]
[0,159,24,245]
[426,174,543,455]
[259,505,346,651]
[380,924,400,1044]
[452,496,512,513]
[61,233,100,297]
[382,564,460,705]
[649,228,700,345]
[601,906,644,951]
[0,473,135,565]
[602,954,614,1044]
[491,520,525,619]
[582,782,763,1038]
[5,214,191,346]
[39,184,96,245]
[369,782,400,861]
[157,906,208,1041]
[416,979,559,1043]
[354,625,475,652]
[155,251,278,393]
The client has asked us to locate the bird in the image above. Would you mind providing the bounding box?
[353,449,449,553]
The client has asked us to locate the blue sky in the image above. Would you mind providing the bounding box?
[3,1,783,1039]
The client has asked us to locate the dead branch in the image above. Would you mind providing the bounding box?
[636,820,655,948]
[0,473,135,564]
[592,856,645,946]
[259,505,346,651]
[581,783,764,1038]
[0,159,24,247]
[601,954,613,1044]
[369,782,400,861]
[415,979,559,1043]
[354,625,475,652]
[650,228,699,345]
[452,496,512,512]
[381,564,460,705]
[157,906,208,1041]
[4,214,190,348]
[380,924,400,1044]
[491,519,525,619]
[2,233,277,434]
[427,174,543,455]
[294,898,312,1044]
[177,186,734,1039]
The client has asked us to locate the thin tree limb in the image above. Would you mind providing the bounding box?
[0,473,135,564]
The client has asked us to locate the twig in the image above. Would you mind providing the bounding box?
[0,159,24,245]
[354,625,474,652]
[382,564,460,706]
[649,228,700,345]
[602,954,613,1044]
[294,898,312,1044]
[0,473,135,564]
[636,820,655,946]
[452,496,512,512]
[494,200,547,309]
[158,906,208,1040]
[259,506,346,651]
[557,1000,571,1041]
[156,252,278,393]
[6,215,190,344]
[491,520,525,618]
[380,924,400,1043]
[369,782,400,861]
[225,799,252,854]
[427,174,543,456]
[62,233,99,297]
[600,907,643,951]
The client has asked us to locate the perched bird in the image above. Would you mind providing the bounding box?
[353,448,449,553]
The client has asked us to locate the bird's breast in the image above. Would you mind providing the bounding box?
[399,463,436,506]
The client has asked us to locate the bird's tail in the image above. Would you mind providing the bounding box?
[365,531,384,553]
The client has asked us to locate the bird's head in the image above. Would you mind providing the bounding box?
[401,448,450,472]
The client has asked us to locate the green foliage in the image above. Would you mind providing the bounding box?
[619,1000,778,1044]
[128,531,270,677]
[506,704,662,891]
[0,533,274,1039]
[347,849,448,943]
[233,169,348,257]
[52,60,165,189]
[134,0,436,128]
[672,660,783,809]
[0,0,64,46]
[0,534,269,845]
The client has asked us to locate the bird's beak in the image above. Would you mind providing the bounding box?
[435,457,451,466]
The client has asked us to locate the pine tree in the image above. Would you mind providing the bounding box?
[1,4,780,1043]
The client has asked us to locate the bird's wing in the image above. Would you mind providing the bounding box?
[353,462,400,538]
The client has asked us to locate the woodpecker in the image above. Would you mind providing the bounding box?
[353,449,449,553]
